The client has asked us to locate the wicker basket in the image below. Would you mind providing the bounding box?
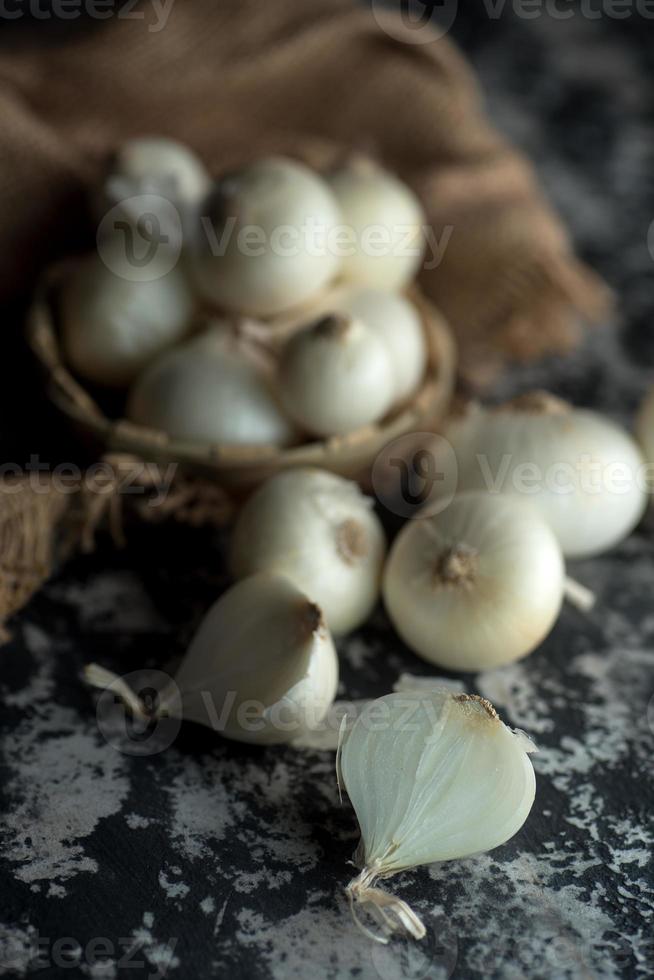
[27,261,456,493]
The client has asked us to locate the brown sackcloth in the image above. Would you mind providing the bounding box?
[0,0,611,635]
[0,479,70,643]
[1,0,609,381]
[0,458,234,641]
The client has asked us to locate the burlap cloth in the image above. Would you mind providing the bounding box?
[0,0,611,634]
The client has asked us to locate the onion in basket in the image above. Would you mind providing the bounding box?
[127,326,296,447]
[326,158,426,292]
[192,156,343,316]
[278,313,395,437]
[60,247,194,387]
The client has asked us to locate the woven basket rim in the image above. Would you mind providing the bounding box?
[27,258,457,485]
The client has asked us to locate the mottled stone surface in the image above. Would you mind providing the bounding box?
[1,6,654,980]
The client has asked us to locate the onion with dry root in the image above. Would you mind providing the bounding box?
[230,468,387,635]
[85,573,339,746]
[339,689,536,942]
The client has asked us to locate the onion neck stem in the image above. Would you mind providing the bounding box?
[564,576,596,613]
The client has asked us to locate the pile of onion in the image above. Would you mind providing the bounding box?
[61,142,432,449]
[68,136,653,951]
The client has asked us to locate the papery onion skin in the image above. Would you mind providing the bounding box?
[326,161,426,292]
[279,313,395,436]
[127,329,296,447]
[192,156,342,316]
[341,690,536,872]
[175,573,339,745]
[230,468,387,634]
[61,251,195,387]
[441,397,647,559]
[383,492,565,671]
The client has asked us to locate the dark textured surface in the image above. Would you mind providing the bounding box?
[1,5,654,979]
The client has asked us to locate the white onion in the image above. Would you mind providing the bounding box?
[100,138,212,253]
[193,156,342,316]
[60,249,194,387]
[278,313,395,436]
[230,467,387,634]
[326,158,426,291]
[441,392,647,559]
[127,327,295,446]
[85,573,339,746]
[383,491,565,671]
[113,137,212,206]
[340,689,536,941]
[295,286,427,404]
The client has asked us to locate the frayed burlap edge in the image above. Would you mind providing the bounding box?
[0,459,234,644]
